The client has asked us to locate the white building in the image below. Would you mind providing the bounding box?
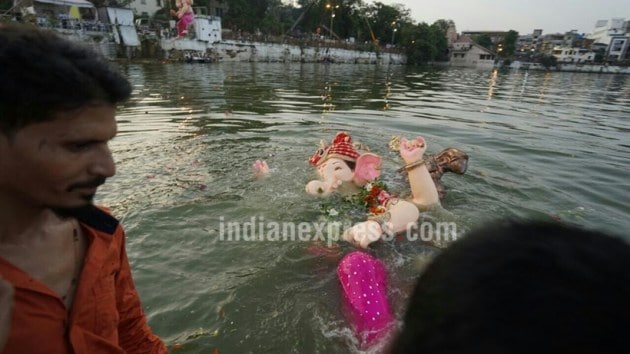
[128,0,228,18]
[129,0,164,18]
[450,36,496,69]
[588,18,627,46]
[551,47,595,63]
[607,36,630,61]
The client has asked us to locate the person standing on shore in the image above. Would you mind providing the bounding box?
[170,0,195,37]
[0,23,167,354]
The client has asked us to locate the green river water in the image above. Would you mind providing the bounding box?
[95,63,629,353]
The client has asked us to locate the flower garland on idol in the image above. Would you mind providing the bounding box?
[320,179,393,221]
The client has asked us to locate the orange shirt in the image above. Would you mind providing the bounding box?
[0,206,167,354]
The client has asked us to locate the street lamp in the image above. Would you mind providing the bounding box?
[326,3,340,40]
[391,21,398,45]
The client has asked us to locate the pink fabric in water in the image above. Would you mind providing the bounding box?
[337,251,394,347]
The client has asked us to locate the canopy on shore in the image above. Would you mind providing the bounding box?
[33,0,94,8]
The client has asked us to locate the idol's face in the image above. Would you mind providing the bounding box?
[318,158,354,182]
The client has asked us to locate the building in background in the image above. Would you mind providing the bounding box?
[607,36,629,61]
[460,30,507,49]
[588,18,627,46]
[551,47,595,63]
[445,20,457,46]
[130,0,162,18]
[128,0,228,18]
[538,33,564,55]
[449,35,496,69]
[516,29,543,57]
[587,18,629,63]
[6,0,139,58]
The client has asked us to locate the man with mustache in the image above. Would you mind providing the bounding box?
[0,24,167,353]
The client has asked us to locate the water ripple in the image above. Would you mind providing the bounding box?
[96,63,629,353]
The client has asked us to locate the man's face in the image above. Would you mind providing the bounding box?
[0,104,117,211]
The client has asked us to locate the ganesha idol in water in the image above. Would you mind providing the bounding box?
[305,131,468,248]
[305,132,468,348]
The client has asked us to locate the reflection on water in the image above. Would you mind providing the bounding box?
[97,63,630,353]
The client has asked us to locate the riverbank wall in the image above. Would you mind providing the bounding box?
[129,39,630,74]
[553,63,630,74]
[509,61,630,74]
[158,38,405,65]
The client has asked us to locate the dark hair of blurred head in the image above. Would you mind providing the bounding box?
[390,220,630,354]
[0,23,132,135]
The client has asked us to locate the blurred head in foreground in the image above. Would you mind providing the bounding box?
[390,220,630,354]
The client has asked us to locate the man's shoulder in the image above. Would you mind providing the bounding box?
[77,205,121,236]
